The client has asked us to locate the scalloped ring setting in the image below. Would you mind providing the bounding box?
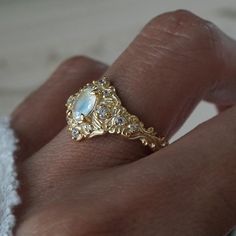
[66,77,168,151]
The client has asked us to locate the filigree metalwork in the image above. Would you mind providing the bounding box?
[66,77,168,151]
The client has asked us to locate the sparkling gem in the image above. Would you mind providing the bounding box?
[103,88,113,96]
[129,123,139,133]
[98,78,107,85]
[73,88,96,120]
[97,106,110,119]
[114,116,125,125]
[103,90,110,96]
[71,128,80,138]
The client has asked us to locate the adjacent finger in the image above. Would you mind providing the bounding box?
[131,104,236,235]
[12,56,107,159]
[107,10,236,137]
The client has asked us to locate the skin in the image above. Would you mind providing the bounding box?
[11,10,236,235]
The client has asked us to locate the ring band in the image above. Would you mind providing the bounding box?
[66,77,168,151]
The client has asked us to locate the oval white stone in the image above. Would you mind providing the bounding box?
[73,88,96,120]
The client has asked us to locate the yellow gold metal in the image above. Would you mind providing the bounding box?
[66,76,168,151]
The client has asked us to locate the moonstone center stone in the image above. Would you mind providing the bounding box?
[73,88,96,120]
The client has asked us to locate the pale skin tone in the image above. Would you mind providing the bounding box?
[11,10,236,235]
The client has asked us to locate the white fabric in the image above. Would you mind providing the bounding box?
[0,117,20,236]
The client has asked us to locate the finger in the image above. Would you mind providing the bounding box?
[29,10,236,170]
[107,10,236,137]
[12,56,107,159]
[19,106,236,235]
[132,104,236,235]
[205,30,236,107]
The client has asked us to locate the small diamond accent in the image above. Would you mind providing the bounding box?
[97,106,110,119]
[98,78,107,85]
[114,116,126,125]
[128,123,139,133]
[71,128,80,138]
[103,89,111,97]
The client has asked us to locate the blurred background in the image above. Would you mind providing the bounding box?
[1,0,236,143]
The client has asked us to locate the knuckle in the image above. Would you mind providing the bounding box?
[139,10,223,79]
[145,9,220,52]
[149,9,198,26]
[160,9,203,24]
[52,55,106,80]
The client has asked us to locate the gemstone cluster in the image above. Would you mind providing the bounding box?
[65,77,168,151]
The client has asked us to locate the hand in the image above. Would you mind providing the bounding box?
[13,10,236,236]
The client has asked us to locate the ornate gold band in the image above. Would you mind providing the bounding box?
[66,77,168,151]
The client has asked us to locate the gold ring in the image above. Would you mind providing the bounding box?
[66,77,168,151]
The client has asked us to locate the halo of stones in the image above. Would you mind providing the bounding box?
[66,77,168,151]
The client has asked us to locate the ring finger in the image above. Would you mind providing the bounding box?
[28,10,236,170]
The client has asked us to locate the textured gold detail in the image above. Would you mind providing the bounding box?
[66,77,168,151]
